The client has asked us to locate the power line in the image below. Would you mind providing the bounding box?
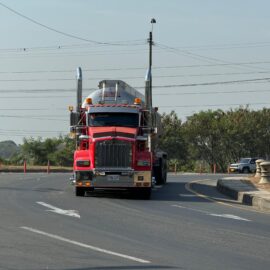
[0,108,65,111]
[156,43,268,72]
[159,102,270,108]
[2,74,270,83]
[2,40,270,54]
[0,47,149,55]
[156,43,229,65]
[151,77,270,88]
[0,133,51,138]
[0,49,149,59]
[1,61,270,75]
[0,78,75,82]
[0,89,77,93]
[164,41,270,51]
[0,128,66,133]
[0,115,68,121]
[0,2,145,46]
[0,96,73,99]
[2,88,270,100]
[2,70,270,81]
[155,89,270,96]
[1,102,269,112]
[0,41,147,53]
[1,77,270,94]
[0,132,68,138]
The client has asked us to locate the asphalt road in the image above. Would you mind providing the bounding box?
[0,173,269,270]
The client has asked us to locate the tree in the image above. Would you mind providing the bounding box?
[183,109,231,171]
[10,136,75,166]
[158,111,187,168]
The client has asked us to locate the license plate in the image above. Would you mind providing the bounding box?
[107,175,120,181]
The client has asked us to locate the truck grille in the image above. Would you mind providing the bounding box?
[95,140,132,168]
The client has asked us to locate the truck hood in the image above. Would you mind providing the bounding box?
[89,126,137,139]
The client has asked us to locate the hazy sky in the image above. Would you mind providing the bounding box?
[1,0,270,144]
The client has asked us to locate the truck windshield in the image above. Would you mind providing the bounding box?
[88,113,139,127]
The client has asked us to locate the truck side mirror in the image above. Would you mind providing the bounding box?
[79,135,90,140]
[70,112,80,126]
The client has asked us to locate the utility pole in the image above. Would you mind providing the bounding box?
[145,18,156,152]
[148,18,156,109]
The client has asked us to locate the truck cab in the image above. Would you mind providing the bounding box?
[70,78,167,198]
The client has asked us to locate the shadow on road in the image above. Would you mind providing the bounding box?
[190,181,245,206]
[83,181,212,203]
[44,266,179,270]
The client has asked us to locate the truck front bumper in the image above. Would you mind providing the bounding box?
[75,169,151,188]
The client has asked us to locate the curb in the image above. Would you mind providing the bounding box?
[217,177,270,212]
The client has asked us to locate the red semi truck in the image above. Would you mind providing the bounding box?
[69,68,167,199]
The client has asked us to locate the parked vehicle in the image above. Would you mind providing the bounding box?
[229,158,258,173]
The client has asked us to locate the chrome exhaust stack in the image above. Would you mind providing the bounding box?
[145,68,153,151]
[145,68,152,111]
[102,81,106,103]
[76,67,82,113]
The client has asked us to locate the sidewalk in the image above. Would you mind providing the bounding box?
[217,176,270,212]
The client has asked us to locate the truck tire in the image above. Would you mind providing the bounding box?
[75,187,85,197]
[154,158,167,185]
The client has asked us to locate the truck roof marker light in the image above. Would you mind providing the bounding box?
[68,106,74,112]
[85,98,92,105]
[134,98,141,105]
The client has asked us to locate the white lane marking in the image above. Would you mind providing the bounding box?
[171,204,251,222]
[21,226,151,264]
[209,214,251,221]
[37,201,80,218]
[172,204,210,215]
[179,194,197,197]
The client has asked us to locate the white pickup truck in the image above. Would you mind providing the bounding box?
[229,158,258,173]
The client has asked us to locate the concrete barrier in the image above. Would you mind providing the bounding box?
[259,161,270,184]
[255,159,265,178]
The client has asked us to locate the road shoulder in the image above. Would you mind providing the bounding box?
[217,177,270,212]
